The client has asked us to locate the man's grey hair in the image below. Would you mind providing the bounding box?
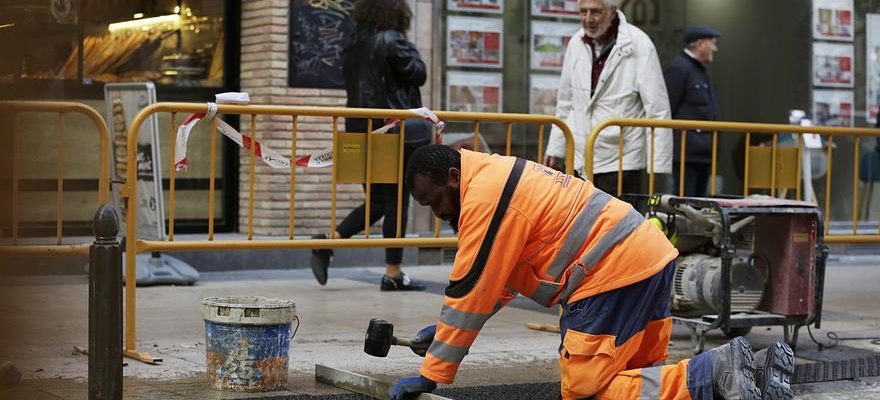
[604,0,618,6]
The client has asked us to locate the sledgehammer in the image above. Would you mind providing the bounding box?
[364,318,429,357]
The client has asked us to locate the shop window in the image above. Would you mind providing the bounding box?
[1,0,225,89]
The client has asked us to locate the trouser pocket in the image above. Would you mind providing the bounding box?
[560,328,618,398]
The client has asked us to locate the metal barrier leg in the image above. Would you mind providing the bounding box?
[89,204,123,399]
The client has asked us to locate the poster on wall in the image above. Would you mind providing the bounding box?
[531,0,579,18]
[531,21,579,71]
[812,42,853,88]
[288,0,355,89]
[813,89,854,127]
[447,16,503,68]
[447,71,503,112]
[530,74,560,115]
[812,0,854,41]
[867,14,880,124]
[103,83,165,241]
[448,0,502,13]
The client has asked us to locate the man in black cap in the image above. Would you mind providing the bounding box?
[664,26,721,197]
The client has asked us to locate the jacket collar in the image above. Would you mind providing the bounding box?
[682,49,708,70]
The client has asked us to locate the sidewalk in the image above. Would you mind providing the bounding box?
[1,262,879,399]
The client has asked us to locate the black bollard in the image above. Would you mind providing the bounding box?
[89,204,122,400]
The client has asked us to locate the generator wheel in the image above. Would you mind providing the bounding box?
[722,326,752,338]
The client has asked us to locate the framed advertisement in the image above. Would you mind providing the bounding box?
[531,0,579,19]
[530,74,560,115]
[867,14,880,123]
[448,0,503,14]
[812,0,854,41]
[812,42,853,88]
[531,21,579,71]
[447,16,503,68]
[446,71,503,112]
[812,89,854,127]
[103,83,165,241]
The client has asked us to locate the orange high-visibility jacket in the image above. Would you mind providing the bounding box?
[420,150,678,384]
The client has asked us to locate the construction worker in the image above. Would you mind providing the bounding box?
[388,144,794,400]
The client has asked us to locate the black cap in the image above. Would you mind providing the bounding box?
[684,26,720,45]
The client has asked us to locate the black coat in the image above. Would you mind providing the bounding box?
[343,27,427,141]
[664,52,719,164]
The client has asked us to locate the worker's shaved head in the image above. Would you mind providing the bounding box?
[406,145,462,232]
[406,144,461,188]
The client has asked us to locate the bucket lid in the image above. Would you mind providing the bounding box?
[201,296,296,325]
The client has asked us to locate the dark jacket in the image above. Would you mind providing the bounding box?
[664,51,719,164]
[875,118,880,153]
[343,27,427,140]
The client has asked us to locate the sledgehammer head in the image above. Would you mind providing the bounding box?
[364,318,394,357]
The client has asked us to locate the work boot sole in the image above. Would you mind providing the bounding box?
[721,337,761,400]
[759,341,794,400]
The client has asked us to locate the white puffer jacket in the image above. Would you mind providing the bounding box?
[546,11,672,177]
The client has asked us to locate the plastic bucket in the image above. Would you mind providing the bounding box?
[201,296,299,391]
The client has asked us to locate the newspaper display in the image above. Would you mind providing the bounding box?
[812,0,854,41]
[446,71,503,113]
[812,89,854,127]
[448,0,502,13]
[531,21,579,71]
[867,14,880,123]
[530,74,560,115]
[447,16,504,68]
[531,0,579,18]
[103,83,166,241]
[812,42,854,88]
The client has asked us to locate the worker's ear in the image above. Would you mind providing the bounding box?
[447,167,461,185]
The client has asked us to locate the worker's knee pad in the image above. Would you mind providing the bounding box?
[559,329,620,398]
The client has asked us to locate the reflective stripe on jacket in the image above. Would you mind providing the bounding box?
[419,150,678,384]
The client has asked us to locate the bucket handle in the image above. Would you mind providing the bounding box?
[290,315,301,341]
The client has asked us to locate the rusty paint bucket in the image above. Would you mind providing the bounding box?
[201,296,299,391]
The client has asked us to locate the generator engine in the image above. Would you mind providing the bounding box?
[647,195,767,316]
[672,253,766,317]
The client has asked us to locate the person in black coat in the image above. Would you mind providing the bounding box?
[311,0,430,291]
[664,26,720,197]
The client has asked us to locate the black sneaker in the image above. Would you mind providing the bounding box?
[755,341,794,400]
[380,272,426,291]
[310,234,332,285]
[711,336,760,400]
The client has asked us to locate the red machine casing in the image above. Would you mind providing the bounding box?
[754,215,817,316]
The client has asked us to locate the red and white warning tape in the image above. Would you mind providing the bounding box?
[174,102,445,171]
[174,103,290,171]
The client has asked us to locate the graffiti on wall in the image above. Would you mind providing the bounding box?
[288,0,355,89]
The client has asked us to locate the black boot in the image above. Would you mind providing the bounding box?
[711,336,760,400]
[380,272,426,291]
[754,341,794,400]
[310,233,333,285]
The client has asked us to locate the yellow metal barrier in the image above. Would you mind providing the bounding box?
[0,101,111,256]
[123,102,575,363]
[585,118,880,244]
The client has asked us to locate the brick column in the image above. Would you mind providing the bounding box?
[239,0,434,237]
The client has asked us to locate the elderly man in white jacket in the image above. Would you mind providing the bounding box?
[544,0,672,196]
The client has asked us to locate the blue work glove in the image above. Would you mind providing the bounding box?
[410,324,436,357]
[388,375,437,400]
